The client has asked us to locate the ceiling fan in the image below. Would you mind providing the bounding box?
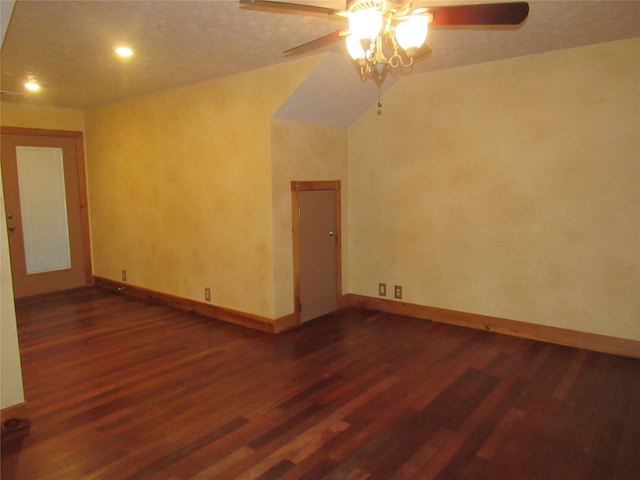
[240,0,529,81]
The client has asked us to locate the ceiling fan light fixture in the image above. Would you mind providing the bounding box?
[348,8,383,43]
[394,15,429,52]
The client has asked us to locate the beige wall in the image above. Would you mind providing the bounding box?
[349,38,640,341]
[271,119,348,317]
[84,57,322,319]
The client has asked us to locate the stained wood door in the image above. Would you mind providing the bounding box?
[1,129,92,298]
[292,181,342,324]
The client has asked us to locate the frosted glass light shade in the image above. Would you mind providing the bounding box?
[346,34,366,61]
[349,8,383,42]
[395,15,429,51]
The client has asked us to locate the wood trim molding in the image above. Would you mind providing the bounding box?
[1,126,81,138]
[94,277,275,334]
[273,313,298,334]
[344,294,640,359]
[90,279,639,357]
[291,185,301,325]
[291,180,341,191]
[73,133,94,286]
[1,402,30,443]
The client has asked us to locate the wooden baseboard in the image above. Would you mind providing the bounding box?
[1,402,30,443]
[273,313,298,333]
[94,277,278,334]
[344,294,640,359]
[90,280,640,357]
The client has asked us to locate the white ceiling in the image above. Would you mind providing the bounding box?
[1,1,639,124]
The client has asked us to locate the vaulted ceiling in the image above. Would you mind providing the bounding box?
[1,1,639,126]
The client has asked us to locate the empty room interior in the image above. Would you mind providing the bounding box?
[1,0,639,478]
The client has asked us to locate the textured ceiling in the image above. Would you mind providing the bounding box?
[1,1,639,124]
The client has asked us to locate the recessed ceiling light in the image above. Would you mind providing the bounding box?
[24,80,41,92]
[115,46,133,57]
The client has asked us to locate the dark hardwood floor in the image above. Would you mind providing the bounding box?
[2,287,639,479]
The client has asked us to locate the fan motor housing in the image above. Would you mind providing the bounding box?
[348,0,387,13]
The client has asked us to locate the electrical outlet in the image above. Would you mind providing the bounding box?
[394,285,403,299]
[204,287,211,302]
[378,283,387,296]
[121,270,127,282]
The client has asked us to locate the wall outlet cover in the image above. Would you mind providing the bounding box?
[394,285,402,299]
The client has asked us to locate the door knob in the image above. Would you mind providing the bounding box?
[328,231,335,237]
[8,225,15,232]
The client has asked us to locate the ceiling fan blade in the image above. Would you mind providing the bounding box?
[239,0,344,16]
[284,28,349,56]
[427,2,529,26]
[0,90,25,97]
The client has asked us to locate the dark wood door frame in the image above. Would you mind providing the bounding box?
[291,180,342,327]
[1,126,93,293]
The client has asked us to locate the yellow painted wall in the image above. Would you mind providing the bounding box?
[0,101,85,131]
[348,38,640,340]
[271,119,348,317]
[84,57,322,319]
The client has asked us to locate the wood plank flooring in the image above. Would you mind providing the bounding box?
[2,287,639,479]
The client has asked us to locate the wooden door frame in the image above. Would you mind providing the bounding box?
[291,180,342,326]
[1,126,93,289]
